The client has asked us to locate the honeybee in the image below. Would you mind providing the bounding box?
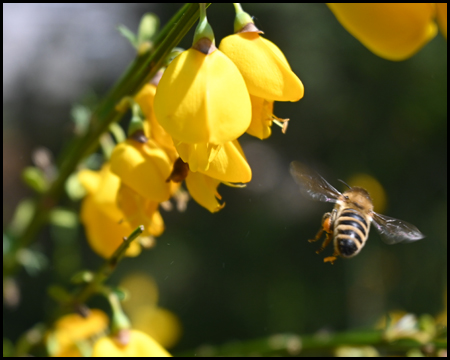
[290,161,424,264]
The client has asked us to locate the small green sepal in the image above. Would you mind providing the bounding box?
[233,3,255,33]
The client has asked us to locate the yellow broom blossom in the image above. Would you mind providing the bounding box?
[92,330,171,357]
[327,3,438,61]
[185,171,225,213]
[154,48,251,145]
[116,183,165,238]
[47,309,108,357]
[246,95,289,140]
[110,138,173,203]
[154,4,251,172]
[198,139,252,184]
[79,165,141,258]
[219,4,304,102]
[134,82,178,161]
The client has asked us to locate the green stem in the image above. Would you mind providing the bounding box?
[4,3,210,279]
[13,226,143,357]
[176,331,447,357]
[72,225,144,306]
[193,3,215,46]
[233,3,243,13]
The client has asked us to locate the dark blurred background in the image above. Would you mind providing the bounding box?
[3,3,447,354]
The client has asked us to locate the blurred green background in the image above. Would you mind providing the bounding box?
[3,3,447,354]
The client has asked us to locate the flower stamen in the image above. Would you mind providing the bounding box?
[273,116,290,134]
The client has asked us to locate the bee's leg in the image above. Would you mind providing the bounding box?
[323,251,338,265]
[316,232,333,254]
[308,212,331,243]
[312,212,334,254]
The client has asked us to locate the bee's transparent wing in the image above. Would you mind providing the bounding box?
[289,161,341,203]
[372,212,425,245]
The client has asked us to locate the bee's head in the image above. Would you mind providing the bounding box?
[341,187,373,212]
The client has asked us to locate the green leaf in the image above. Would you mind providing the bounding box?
[109,122,126,144]
[71,104,92,135]
[112,287,129,302]
[16,248,48,276]
[3,233,11,255]
[117,25,138,48]
[9,199,36,237]
[21,166,48,193]
[65,173,87,201]
[71,271,94,284]
[47,285,72,303]
[49,208,78,229]
[138,13,160,44]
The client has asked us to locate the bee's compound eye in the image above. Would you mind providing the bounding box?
[338,239,358,257]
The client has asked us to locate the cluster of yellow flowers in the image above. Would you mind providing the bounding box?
[78,4,304,259]
[46,309,171,357]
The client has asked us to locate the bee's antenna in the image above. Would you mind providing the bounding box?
[337,179,351,189]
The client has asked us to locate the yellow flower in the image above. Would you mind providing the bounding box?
[92,330,171,357]
[110,138,173,202]
[185,171,224,213]
[117,184,165,238]
[172,140,221,173]
[172,139,250,212]
[327,3,438,61]
[154,47,251,145]
[177,138,251,184]
[131,307,182,350]
[436,3,447,39]
[200,139,252,183]
[247,96,274,140]
[79,165,141,258]
[219,32,304,102]
[47,309,108,357]
[246,96,288,140]
[134,83,178,161]
[120,273,182,349]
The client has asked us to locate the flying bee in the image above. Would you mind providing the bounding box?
[289,161,424,264]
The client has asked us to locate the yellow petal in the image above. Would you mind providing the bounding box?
[120,273,159,309]
[154,48,251,144]
[327,3,438,61]
[130,307,182,350]
[219,32,304,102]
[110,139,172,202]
[148,210,165,237]
[78,169,101,195]
[174,140,221,172]
[117,183,162,238]
[81,192,140,258]
[185,171,224,213]
[135,84,178,161]
[92,330,171,357]
[436,3,447,39]
[80,164,141,258]
[246,96,274,140]
[51,309,109,355]
[199,139,252,183]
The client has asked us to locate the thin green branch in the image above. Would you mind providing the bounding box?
[4,3,210,278]
[12,226,144,357]
[71,225,144,306]
[176,330,447,357]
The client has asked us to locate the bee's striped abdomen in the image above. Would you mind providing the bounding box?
[334,209,370,257]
